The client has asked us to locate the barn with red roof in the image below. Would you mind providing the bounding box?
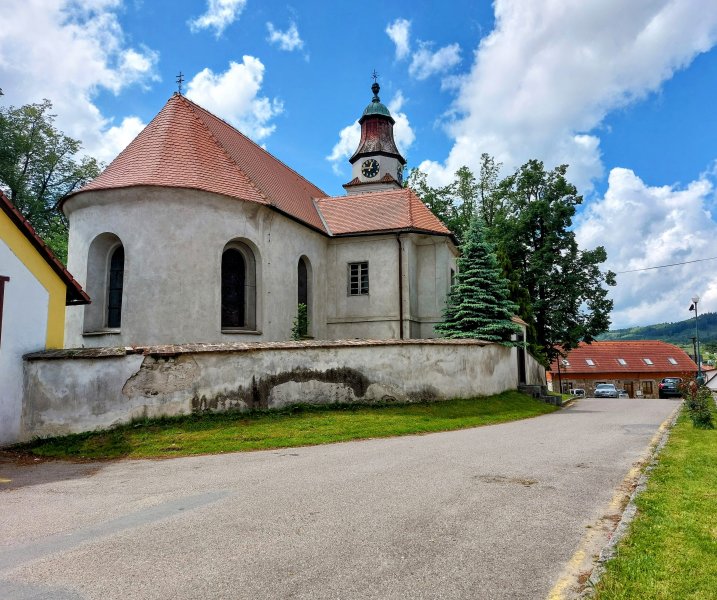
[61,82,458,346]
[547,340,698,398]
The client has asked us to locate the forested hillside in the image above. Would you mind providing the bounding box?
[599,312,717,351]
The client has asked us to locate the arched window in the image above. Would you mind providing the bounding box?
[221,241,257,331]
[298,258,308,306]
[84,233,125,333]
[297,256,312,337]
[222,249,246,328]
[107,246,124,328]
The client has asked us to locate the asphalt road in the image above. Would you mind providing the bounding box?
[0,397,678,600]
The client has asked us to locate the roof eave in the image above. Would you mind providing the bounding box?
[330,227,453,239]
[1,192,90,305]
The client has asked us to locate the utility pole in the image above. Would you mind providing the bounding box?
[690,296,704,385]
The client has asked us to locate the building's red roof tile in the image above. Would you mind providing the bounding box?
[317,188,452,236]
[69,94,328,232]
[0,191,89,305]
[549,341,697,375]
[67,95,454,240]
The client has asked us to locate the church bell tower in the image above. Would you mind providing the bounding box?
[344,79,406,194]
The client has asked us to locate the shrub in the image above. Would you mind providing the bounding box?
[681,378,714,429]
[291,303,309,340]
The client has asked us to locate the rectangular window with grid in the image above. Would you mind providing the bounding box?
[348,262,369,295]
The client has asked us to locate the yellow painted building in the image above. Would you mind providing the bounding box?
[0,190,89,445]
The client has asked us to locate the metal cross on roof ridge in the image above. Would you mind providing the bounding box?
[371,70,378,83]
[176,72,184,95]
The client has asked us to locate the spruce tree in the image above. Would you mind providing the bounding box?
[436,217,520,342]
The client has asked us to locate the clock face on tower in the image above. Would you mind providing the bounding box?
[361,158,380,178]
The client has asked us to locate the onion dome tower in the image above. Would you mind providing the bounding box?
[344,79,406,194]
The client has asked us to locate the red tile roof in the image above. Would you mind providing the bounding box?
[549,341,697,375]
[317,188,452,236]
[68,94,328,232]
[0,191,89,305]
[67,95,454,240]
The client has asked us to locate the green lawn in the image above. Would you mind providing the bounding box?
[593,404,717,599]
[14,391,556,460]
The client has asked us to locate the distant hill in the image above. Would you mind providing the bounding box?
[598,311,717,350]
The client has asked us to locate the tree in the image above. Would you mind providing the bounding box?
[435,217,520,342]
[412,158,615,364]
[406,168,462,237]
[0,99,101,262]
[476,153,504,228]
[407,154,504,242]
[492,160,615,364]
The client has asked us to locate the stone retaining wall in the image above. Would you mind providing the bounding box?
[20,339,546,442]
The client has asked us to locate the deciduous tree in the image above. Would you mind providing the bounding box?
[411,158,615,364]
[493,160,615,363]
[0,99,101,261]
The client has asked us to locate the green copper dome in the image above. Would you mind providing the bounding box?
[361,82,392,118]
[363,99,391,118]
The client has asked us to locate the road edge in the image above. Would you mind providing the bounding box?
[579,400,682,597]
[546,400,683,600]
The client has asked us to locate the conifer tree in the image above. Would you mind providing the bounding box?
[436,217,520,342]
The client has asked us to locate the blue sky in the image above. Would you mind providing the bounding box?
[3,0,717,329]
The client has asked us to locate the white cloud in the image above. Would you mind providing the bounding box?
[266,22,304,52]
[388,92,416,152]
[408,42,461,80]
[386,18,411,60]
[189,0,246,36]
[186,57,283,141]
[95,116,146,164]
[575,167,717,328]
[0,0,159,163]
[327,122,360,175]
[420,0,717,191]
[327,91,415,175]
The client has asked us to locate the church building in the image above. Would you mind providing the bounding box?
[62,82,457,347]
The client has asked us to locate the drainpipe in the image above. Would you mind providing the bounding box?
[396,233,404,340]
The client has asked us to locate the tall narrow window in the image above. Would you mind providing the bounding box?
[348,262,369,295]
[298,259,308,306]
[222,249,246,328]
[107,246,124,328]
[297,257,310,337]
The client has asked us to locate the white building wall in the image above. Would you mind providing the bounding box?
[0,240,49,445]
[64,187,329,347]
[64,187,456,347]
[325,235,401,339]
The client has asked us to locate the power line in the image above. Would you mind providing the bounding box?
[615,255,717,274]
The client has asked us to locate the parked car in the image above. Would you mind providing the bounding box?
[570,388,586,397]
[618,389,629,398]
[594,383,619,398]
[658,377,683,399]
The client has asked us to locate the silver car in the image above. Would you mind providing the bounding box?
[594,383,619,398]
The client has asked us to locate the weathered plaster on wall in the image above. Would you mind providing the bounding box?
[19,339,541,442]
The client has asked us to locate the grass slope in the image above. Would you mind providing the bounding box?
[14,391,557,461]
[593,404,717,599]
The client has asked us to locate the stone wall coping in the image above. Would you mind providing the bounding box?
[24,338,494,361]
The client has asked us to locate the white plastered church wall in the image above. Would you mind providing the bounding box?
[64,186,330,346]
